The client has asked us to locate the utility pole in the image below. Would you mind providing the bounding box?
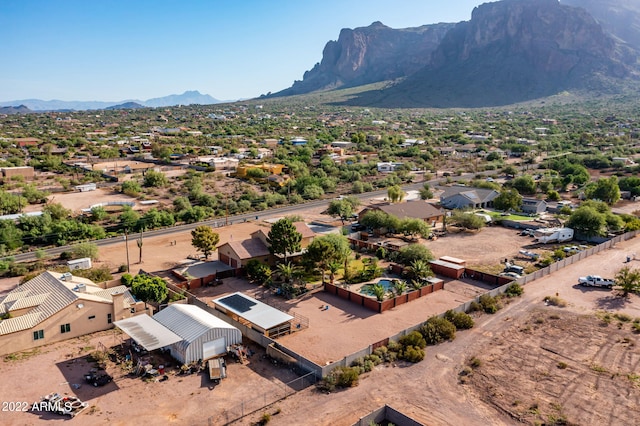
[124,229,130,273]
[225,195,229,226]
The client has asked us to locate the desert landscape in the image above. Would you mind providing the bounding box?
[1,216,639,425]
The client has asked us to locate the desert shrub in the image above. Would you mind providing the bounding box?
[375,246,387,259]
[258,412,271,425]
[317,374,337,393]
[73,265,113,283]
[444,310,475,330]
[479,294,501,314]
[614,313,632,322]
[335,366,360,388]
[469,357,482,368]
[399,331,426,349]
[459,366,473,376]
[467,301,482,313]
[400,345,425,363]
[544,296,567,307]
[372,346,389,361]
[504,283,524,297]
[364,354,382,366]
[419,316,456,345]
[557,362,568,369]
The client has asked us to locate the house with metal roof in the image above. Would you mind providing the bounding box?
[115,304,242,364]
[0,271,142,356]
[440,187,500,210]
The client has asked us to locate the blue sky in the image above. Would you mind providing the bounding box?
[0,0,486,102]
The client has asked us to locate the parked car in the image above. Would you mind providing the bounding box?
[578,275,615,288]
[84,371,113,387]
[499,272,522,280]
[351,223,365,231]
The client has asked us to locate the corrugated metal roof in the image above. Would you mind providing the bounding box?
[114,314,183,351]
[153,304,238,344]
[213,292,293,330]
[0,271,135,336]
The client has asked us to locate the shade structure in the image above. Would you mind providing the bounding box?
[114,314,182,351]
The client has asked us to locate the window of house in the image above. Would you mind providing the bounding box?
[107,313,112,324]
[33,330,44,340]
[88,315,95,320]
[60,323,71,334]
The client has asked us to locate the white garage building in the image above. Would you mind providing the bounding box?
[115,304,242,365]
[154,304,242,364]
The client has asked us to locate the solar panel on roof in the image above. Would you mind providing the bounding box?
[218,294,257,313]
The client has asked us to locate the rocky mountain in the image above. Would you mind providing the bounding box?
[143,90,220,108]
[106,102,145,110]
[0,105,32,115]
[269,21,454,97]
[339,0,639,107]
[272,0,639,107]
[0,90,221,111]
[562,0,640,49]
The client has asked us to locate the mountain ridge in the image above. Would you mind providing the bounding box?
[272,0,640,108]
[0,90,223,112]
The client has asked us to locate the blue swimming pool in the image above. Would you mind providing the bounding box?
[360,279,394,296]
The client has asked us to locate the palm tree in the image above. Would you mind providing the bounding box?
[328,262,341,285]
[372,283,386,302]
[393,280,407,295]
[276,262,295,283]
[407,259,432,282]
[410,279,424,290]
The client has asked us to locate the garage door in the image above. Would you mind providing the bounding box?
[202,337,226,360]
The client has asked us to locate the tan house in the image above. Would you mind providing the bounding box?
[218,238,272,268]
[1,166,35,180]
[217,222,316,268]
[0,271,143,356]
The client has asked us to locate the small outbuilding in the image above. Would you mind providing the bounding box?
[153,304,242,364]
[212,292,294,338]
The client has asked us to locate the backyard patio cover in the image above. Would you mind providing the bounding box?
[114,314,183,351]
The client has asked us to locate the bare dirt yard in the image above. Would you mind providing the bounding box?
[2,214,640,425]
[242,236,640,426]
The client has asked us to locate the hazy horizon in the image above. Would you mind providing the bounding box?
[0,0,484,103]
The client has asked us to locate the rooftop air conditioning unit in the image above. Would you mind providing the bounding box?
[61,272,73,281]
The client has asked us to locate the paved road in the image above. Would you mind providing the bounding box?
[5,173,480,263]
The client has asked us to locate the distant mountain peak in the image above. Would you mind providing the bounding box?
[0,90,222,111]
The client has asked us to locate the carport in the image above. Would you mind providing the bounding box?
[114,314,183,351]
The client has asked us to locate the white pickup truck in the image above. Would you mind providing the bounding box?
[578,275,615,288]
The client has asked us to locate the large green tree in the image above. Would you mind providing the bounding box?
[125,273,169,308]
[143,170,168,187]
[450,211,486,230]
[387,185,405,203]
[566,206,606,237]
[511,175,536,195]
[267,218,302,263]
[398,218,430,239]
[584,176,621,205]
[191,225,220,259]
[493,189,523,211]
[327,198,359,224]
